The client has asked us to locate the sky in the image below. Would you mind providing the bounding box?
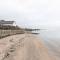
[0,0,60,28]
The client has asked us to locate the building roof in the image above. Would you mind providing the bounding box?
[0,20,15,25]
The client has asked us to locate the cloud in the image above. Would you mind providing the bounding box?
[0,0,60,27]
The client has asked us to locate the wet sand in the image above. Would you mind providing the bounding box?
[43,39,60,60]
[0,34,53,60]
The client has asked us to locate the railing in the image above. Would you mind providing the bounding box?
[0,30,24,38]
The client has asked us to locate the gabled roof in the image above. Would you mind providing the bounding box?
[0,20,15,25]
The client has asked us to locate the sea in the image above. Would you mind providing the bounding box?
[38,27,60,60]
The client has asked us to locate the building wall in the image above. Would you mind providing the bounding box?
[13,22,16,26]
[1,22,16,26]
[2,24,13,26]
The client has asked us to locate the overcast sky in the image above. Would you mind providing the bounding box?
[0,0,60,28]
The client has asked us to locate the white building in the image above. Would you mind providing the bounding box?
[0,20,16,26]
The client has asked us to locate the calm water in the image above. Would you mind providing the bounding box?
[39,27,60,60]
[40,28,60,40]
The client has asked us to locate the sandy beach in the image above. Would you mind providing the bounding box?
[0,34,53,60]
